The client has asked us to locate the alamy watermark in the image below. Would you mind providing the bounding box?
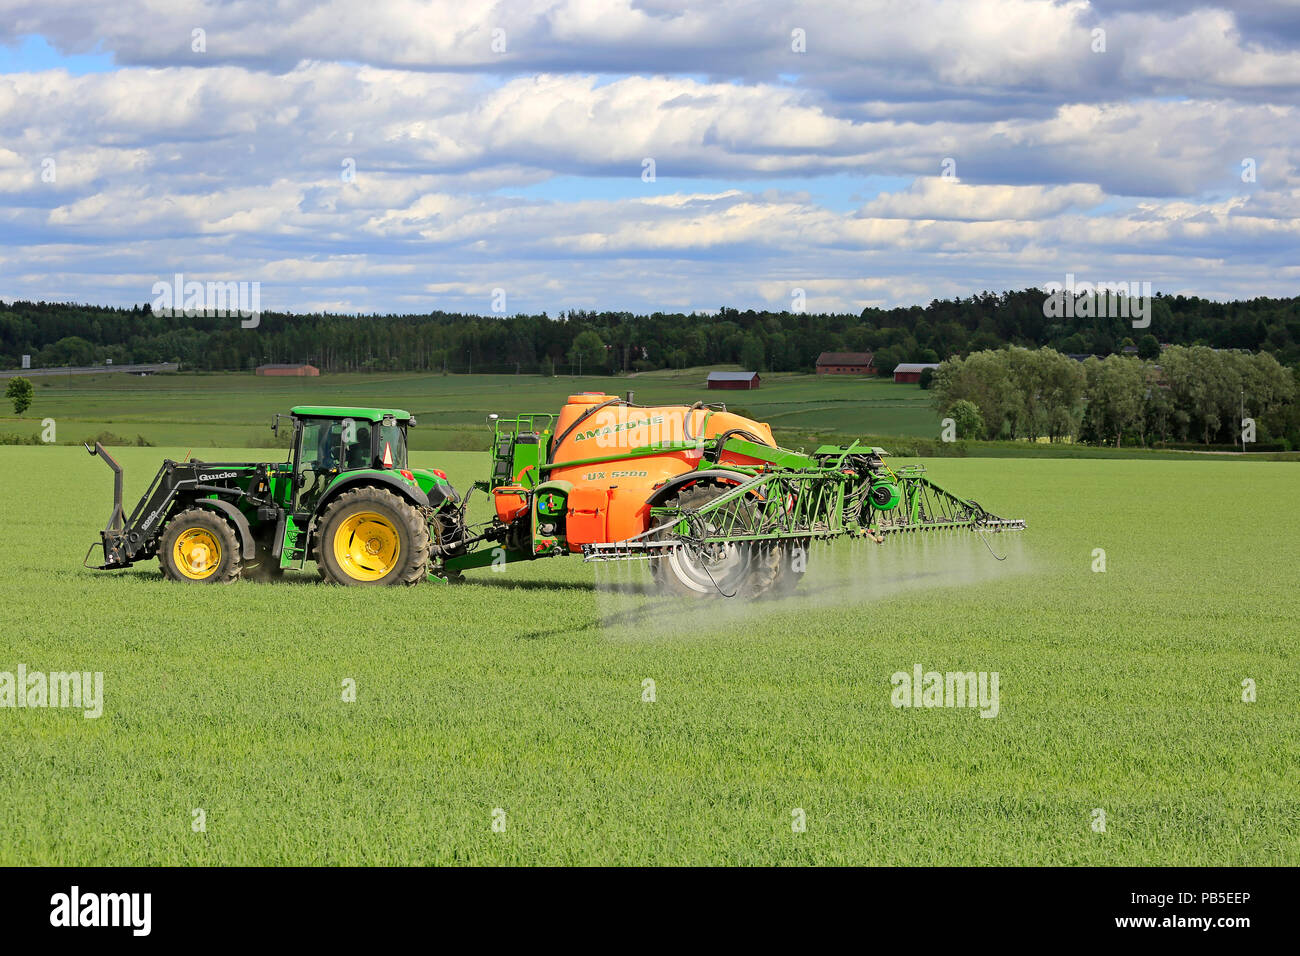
[1042,273,1152,328]
[1,664,103,718]
[50,886,150,936]
[890,664,999,718]
[151,273,261,328]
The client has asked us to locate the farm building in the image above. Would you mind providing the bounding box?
[816,351,875,375]
[707,371,761,390]
[893,362,940,384]
[256,363,320,377]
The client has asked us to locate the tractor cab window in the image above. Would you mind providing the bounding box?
[343,421,373,470]
[297,419,342,470]
[295,418,345,510]
[375,423,408,469]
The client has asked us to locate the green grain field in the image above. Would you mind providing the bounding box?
[1,444,1296,865]
[1,367,940,449]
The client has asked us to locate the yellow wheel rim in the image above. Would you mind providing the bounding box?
[333,511,401,582]
[173,528,222,580]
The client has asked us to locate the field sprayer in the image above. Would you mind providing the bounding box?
[85,394,1023,594]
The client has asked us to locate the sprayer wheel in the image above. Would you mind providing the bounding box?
[652,482,757,598]
[759,538,806,598]
[743,543,783,597]
[777,538,810,595]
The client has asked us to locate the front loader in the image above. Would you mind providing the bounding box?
[86,393,1023,596]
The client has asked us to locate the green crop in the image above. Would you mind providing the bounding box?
[0,447,1296,864]
[0,369,943,450]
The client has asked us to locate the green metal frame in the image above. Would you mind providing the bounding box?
[582,445,1023,562]
[479,413,556,491]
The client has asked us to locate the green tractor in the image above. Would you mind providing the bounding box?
[85,406,462,585]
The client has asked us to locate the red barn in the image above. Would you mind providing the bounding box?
[893,362,940,384]
[256,363,320,377]
[816,351,875,375]
[707,371,761,390]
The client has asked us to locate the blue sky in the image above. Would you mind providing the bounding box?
[0,35,114,74]
[0,1,1297,316]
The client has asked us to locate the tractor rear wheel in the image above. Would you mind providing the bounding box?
[652,482,759,598]
[315,487,429,586]
[158,508,242,583]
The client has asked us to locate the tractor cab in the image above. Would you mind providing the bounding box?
[284,406,415,513]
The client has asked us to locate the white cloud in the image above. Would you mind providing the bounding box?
[0,0,1296,313]
[861,179,1107,220]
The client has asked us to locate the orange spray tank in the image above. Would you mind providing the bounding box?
[542,394,775,551]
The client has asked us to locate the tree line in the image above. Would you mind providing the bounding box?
[932,345,1300,449]
[1,289,1298,376]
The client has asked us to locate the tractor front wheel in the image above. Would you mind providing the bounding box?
[315,487,430,586]
[158,508,242,583]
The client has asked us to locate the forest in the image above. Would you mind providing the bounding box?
[1,289,1298,377]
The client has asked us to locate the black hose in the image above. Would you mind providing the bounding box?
[546,397,622,465]
[706,428,772,462]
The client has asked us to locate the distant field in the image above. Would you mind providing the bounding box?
[1,446,1297,864]
[0,368,940,450]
